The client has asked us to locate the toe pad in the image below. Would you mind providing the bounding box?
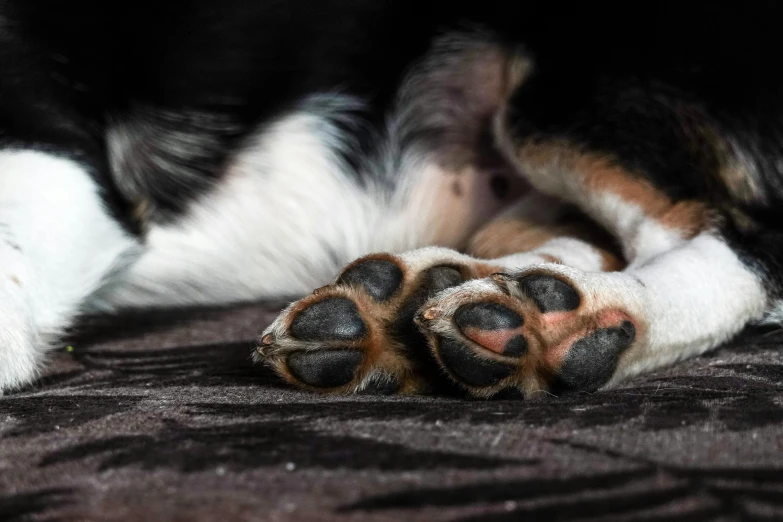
[287,349,363,388]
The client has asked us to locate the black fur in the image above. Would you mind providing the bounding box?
[2,0,783,293]
[0,0,466,223]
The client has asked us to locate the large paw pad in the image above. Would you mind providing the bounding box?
[337,259,403,301]
[287,349,363,388]
[290,298,367,341]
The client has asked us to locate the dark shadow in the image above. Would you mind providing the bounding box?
[40,418,529,473]
[0,488,75,522]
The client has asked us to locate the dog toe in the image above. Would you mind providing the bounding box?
[555,321,636,392]
[436,337,517,387]
[286,349,364,388]
[290,298,367,342]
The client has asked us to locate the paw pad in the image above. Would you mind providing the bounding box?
[518,274,580,312]
[426,266,464,294]
[454,302,527,357]
[417,268,641,396]
[437,337,516,386]
[263,251,479,396]
[287,349,363,388]
[290,298,366,341]
[338,259,403,301]
[556,321,636,392]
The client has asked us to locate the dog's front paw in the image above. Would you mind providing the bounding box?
[256,247,504,395]
[417,265,641,397]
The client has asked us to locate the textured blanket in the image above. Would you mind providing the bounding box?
[1,304,782,521]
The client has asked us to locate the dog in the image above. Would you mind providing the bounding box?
[1,1,782,398]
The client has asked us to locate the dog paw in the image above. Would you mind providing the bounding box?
[0,300,44,392]
[417,265,640,397]
[256,248,501,394]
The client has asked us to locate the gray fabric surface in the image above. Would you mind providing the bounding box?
[1,304,782,521]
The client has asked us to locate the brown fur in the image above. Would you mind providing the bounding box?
[515,141,714,238]
[467,211,624,271]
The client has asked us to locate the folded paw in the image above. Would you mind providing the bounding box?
[416,267,640,397]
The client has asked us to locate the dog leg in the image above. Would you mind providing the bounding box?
[0,151,137,391]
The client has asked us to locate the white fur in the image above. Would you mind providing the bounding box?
[0,96,516,390]
[385,238,605,278]
[0,151,136,390]
[609,233,769,383]
[520,167,771,382]
[591,192,687,266]
[101,100,385,306]
[516,237,606,272]
[101,95,512,309]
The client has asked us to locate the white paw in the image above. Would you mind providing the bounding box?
[0,295,44,392]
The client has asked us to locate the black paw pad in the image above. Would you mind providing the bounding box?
[455,303,527,357]
[338,259,403,301]
[287,349,363,388]
[290,298,366,341]
[427,266,464,294]
[437,337,516,387]
[455,302,523,330]
[556,321,636,392]
[519,274,580,313]
[503,335,529,357]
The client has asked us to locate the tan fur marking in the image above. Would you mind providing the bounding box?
[656,201,712,238]
[539,254,561,264]
[516,142,712,238]
[472,263,507,279]
[467,211,624,271]
[468,218,564,258]
[717,161,765,205]
[596,249,624,272]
